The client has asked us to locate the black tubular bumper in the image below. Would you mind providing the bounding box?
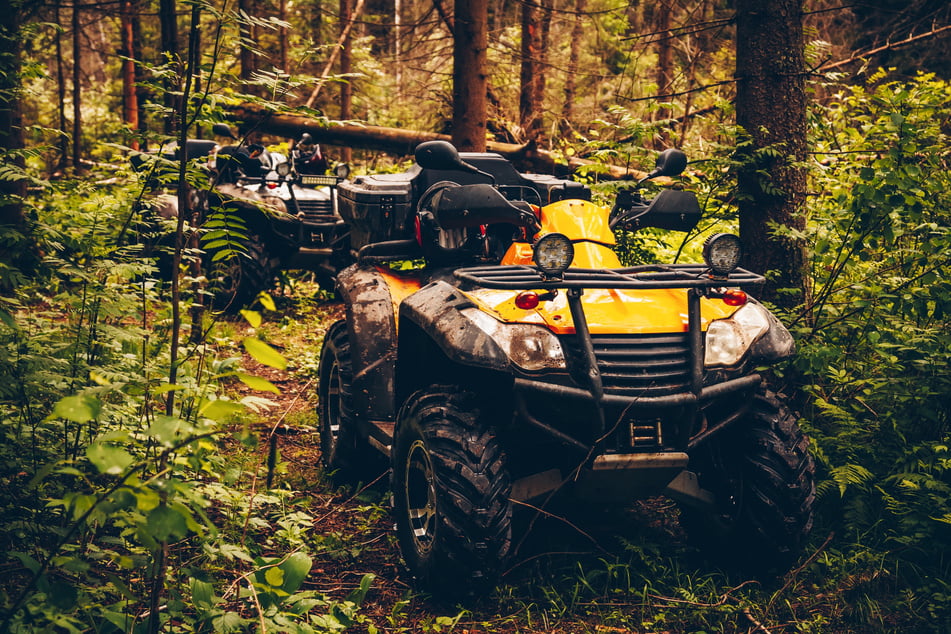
[514,373,762,408]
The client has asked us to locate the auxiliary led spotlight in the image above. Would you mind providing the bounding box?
[533,233,574,279]
[703,233,743,277]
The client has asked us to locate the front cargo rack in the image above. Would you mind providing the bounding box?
[455,264,764,291]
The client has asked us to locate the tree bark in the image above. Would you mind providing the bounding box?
[238,0,256,89]
[735,0,809,309]
[519,0,540,140]
[72,0,82,168]
[120,0,139,149]
[561,0,586,130]
[339,0,353,162]
[653,0,673,146]
[159,0,178,133]
[227,104,650,180]
[452,0,488,151]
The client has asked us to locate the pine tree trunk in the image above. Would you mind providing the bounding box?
[452,0,488,151]
[735,0,809,309]
[71,0,82,168]
[120,0,139,149]
[561,0,586,130]
[159,0,178,133]
[339,0,353,162]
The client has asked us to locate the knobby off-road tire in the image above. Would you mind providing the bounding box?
[392,387,512,597]
[205,229,275,313]
[680,388,816,576]
[316,320,382,486]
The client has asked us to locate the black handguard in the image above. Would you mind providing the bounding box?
[431,183,539,230]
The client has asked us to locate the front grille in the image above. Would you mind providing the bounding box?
[294,198,336,223]
[560,333,692,398]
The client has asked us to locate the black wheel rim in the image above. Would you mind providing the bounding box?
[405,439,436,555]
[324,356,342,455]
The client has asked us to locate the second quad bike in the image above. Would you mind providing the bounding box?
[317,141,815,596]
[203,127,351,310]
[133,125,350,312]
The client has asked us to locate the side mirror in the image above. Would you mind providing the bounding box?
[414,140,495,184]
[644,148,688,180]
[415,140,468,171]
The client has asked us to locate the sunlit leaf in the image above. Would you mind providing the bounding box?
[242,337,287,369]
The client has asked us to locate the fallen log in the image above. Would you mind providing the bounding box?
[228,104,646,180]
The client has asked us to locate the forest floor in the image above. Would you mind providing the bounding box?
[227,284,831,633]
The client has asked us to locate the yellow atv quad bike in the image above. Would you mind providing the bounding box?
[318,140,815,597]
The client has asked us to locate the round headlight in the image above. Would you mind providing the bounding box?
[533,233,574,279]
[334,163,351,179]
[703,233,743,276]
[276,162,291,177]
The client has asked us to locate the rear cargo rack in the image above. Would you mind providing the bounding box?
[455,263,764,290]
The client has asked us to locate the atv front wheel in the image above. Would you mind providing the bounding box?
[316,320,382,486]
[679,388,815,575]
[392,387,512,596]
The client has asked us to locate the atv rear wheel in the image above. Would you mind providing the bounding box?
[392,387,512,596]
[317,320,382,486]
[679,388,815,575]
[205,229,275,313]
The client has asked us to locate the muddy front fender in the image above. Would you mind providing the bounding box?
[336,265,399,422]
[398,280,510,372]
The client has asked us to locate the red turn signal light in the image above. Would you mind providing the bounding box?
[721,289,748,306]
[515,291,540,310]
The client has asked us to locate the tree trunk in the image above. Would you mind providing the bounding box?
[735,0,809,309]
[238,0,256,89]
[0,0,24,226]
[159,0,178,133]
[0,0,37,287]
[654,0,673,146]
[71,0,82,168]
[518,0,540,140]
[339,0,353,162]
[561,0,586,130]
[55,0,68,169]
[228,104,652,179]
[120,0,139,149]
[452,0,488,151]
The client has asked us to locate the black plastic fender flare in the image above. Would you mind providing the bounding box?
[398,280,510,372]
[336,265,400,421]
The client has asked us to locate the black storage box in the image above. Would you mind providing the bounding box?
[337,171,417,250]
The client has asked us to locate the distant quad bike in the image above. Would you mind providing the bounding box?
[133,125,350,312]
[204,126,351,311]
[318,140,815,596]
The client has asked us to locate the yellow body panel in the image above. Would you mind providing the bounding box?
[502,198,621,269]
[487,198,736,334]
[464,287,736,335]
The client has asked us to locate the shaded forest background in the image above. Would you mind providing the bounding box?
[2,0,951,632]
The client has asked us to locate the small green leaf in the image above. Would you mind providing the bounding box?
[236,373,280,394]
[265,566,285,587]
[54,394,101,423]
[147,504,188,541]
[257,292,276,312]
[242,338,287,370]
[87,443,134,475]
[278,552,312,594]
[199,398,245,420]
[240,309,262,328]
[190,578,217,610]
